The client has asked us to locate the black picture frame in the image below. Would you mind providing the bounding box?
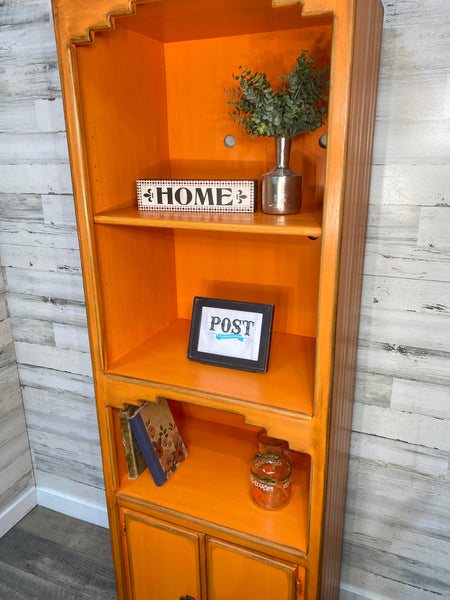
[187,297,274,373]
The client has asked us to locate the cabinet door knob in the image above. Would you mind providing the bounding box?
[180,596,195,600]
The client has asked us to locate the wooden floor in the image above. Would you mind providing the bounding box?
[0,506,117,600]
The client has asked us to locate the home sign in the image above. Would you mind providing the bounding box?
[137,179,257,212]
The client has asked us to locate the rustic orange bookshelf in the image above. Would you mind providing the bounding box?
[51,0,383,598]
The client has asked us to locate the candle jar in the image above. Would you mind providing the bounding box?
[249,429,292,509]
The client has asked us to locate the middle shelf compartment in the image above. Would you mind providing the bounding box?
[95,223,320,415]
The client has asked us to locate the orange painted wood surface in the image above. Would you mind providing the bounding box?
[107,319,316,416]
[93,206,324,237]
[174,230,320,336]
[122,510,203,600]
[207,538,304,600]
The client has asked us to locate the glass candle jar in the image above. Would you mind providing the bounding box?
[249,429,292,509]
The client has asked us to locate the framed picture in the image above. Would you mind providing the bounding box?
[187,297,274,373]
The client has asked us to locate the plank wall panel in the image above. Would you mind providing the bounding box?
[356,339,450,388]
[418,207,450,248]
[0,11,61,102]
[0,0,106,525]
[1,245,81,273]
[0,132,69,164]
[0,0,449,597]
[361,275,450,312]
[6,294,88,328]
[0,260,35,527]
[4,269,85,303]
[363,241,450,282]
[0,164,73,195]
[0,98,66,134]
[390,379,450,419]
[19,365,95,400]
[359,307,449,352]
[370,164,448,206]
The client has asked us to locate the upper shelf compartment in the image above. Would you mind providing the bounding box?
[74,0,332,219]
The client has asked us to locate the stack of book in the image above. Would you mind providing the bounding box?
[123,399,188,486]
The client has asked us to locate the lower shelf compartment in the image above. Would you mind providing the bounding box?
[113,403,311,556]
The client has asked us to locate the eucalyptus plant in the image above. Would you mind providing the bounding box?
[226,51,329,139]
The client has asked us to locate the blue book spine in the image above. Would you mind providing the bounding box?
[128,412,167,487]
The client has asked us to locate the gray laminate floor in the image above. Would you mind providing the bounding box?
[0,506,117,600]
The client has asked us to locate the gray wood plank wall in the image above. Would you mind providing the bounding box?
[0,0,448,598]
[340,1,450,598]
[0,0,106,524]
[0,258,35,530]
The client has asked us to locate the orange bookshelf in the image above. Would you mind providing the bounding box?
[51,0,383,597]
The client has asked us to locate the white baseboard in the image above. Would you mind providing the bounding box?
[36,487,109,529]
[0,487,37,538]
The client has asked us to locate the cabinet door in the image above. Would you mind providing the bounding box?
[207,538,304,600]
[122,510,203,600]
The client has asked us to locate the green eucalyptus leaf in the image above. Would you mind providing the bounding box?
[225,52,329,138]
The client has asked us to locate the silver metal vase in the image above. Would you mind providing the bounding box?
[261,137,302,215]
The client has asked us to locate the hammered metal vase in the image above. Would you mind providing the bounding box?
[261,137,302,215]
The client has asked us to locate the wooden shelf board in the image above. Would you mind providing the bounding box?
[117,416,310,555]
[106,319,316,416]
[94,207,323,237]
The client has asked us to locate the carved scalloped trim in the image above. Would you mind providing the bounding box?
[66,0,333,48]
[67,1,137,46]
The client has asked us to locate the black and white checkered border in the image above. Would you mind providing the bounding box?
[136,179,256,213]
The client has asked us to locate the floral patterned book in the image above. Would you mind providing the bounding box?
[128,400,188,486]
